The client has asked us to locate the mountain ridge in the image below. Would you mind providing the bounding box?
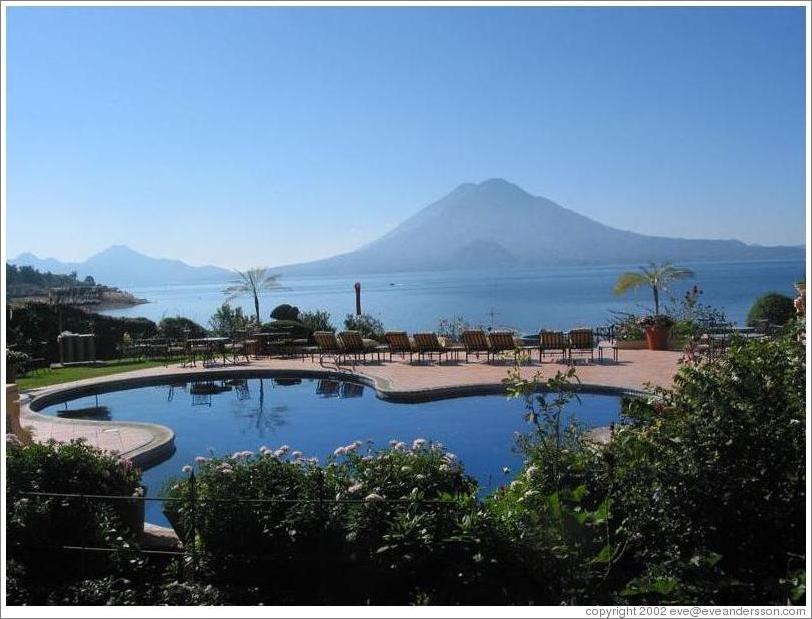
[273,179,803,275]
[10,244,234,287]
[10,179,804,282]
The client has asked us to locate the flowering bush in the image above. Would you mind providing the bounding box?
[637,314,675,328]
[161,440,517,603]
[609,311,646,341]
[161,448,341,565]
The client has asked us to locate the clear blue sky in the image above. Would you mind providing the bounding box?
[5,6,807,269]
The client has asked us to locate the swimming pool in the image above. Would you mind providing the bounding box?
[37,375,622,524]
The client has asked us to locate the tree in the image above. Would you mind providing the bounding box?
[746,292,795,327]
[223,267,281,325]
[208,303,251,337]
[613,262,695,315]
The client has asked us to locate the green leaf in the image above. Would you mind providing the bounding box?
[590,544,613,564]
[571,484,587,503]
[547,492,562,519]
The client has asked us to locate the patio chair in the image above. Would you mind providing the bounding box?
[225,330,251,365]
[313,331,345,366]
[539,330,568,363]
[338,331,375,364]
[487,330,528,363]
[568,328,595,363]
[412,332,450,363]
[461,329,491,362]
[383,331,415,362]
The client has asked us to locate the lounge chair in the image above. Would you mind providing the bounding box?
[313,331,345,366]
[412,332,450,363]
[383,331,415,362]
[487,330,529,363]
[568,328,595,363]
[461,329,491,362]
[539,330,568,363]
[338,331,375,364]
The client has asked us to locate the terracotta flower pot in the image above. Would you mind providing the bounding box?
[644,325,670,351]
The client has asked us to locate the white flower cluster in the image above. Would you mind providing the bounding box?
[333,440,363,457]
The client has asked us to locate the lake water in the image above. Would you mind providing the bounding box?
[39,376,622,524]
[101,259,805,333]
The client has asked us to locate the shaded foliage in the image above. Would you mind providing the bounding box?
[7,302,156,362]
[157,316,208,340]
[746,292,796,327]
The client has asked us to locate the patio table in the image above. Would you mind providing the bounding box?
[253,332,292,357]
[188,337,231,367]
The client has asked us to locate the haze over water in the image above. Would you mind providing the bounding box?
[101,259,804,333]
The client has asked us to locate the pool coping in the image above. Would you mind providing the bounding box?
[21,364,647,472]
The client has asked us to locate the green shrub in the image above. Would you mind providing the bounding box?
[299,309,334,333]
[7,302,156,361]
[746,292,795,327]
[157,316,207,340]
[343,313,385,340]
[208,303,252,336]
[607,333,806,603]
[6,438,144,587]
[270,304,300,321]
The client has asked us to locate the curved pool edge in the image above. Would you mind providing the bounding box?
[20,364,645,472]
[23,364,647,411]
[19,399,177,471]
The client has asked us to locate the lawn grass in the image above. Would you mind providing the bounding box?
[16,359,168,391]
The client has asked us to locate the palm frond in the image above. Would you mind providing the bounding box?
[613,272,650,295]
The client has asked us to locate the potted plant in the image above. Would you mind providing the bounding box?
[638,314,674,351]
[610,312,648,349]
[6,350,30,384]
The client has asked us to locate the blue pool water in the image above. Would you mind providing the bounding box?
[39,376,622,524]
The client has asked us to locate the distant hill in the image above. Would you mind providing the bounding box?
[276,179,804,275]
[10,245,234,287]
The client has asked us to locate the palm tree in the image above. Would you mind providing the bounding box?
[613,262,695,315]
[223,267,281,326]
